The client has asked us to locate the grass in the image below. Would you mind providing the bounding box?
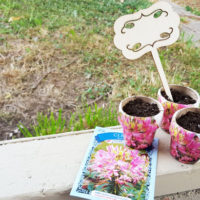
[18,104,118,137]
[18,109,66,137]
[0,0,200,138]
[161,33,200,94]
[68,104,118,131]
[1,0,151,35]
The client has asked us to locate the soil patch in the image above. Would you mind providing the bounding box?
[177,111,200,133]
[123,98,159,117]
[161,89,196,104]
[0,114,24,140]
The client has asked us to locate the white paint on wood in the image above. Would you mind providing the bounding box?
[114,1,180,60]
[114,1,180,101]
[152,48,173,100]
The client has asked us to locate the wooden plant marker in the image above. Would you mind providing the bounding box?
[114,2,180,101]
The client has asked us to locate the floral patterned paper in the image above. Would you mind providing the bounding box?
[158,94,191,132]
[169,123,200,164]
[118,114,159,150]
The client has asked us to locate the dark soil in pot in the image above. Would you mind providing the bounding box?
[177,111,200,133]
[161,89,196,104]
[123,98,159,117]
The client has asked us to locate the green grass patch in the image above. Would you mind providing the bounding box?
[18,104,118,137]
[1,0,151,35]
[18,109,66,137]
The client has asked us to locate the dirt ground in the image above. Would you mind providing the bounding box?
[0,36,102,140]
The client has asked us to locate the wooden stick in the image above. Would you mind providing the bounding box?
[151,48,173,101]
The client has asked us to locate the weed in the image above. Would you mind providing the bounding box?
[185,6,200,16]
[81,83,112,101]
[18,104,118,137]
[67,104,118,131]
[18,109,66,137]
[180,17,189,24]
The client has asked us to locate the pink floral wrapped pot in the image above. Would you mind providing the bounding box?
[118,96,164,150]
[158,84,199,132]
[169,107,200,164]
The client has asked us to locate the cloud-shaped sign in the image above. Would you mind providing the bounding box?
[114,2,180,60]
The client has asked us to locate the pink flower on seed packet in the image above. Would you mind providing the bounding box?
[88,145,148,185]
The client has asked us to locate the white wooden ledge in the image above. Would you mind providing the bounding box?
[0,126,200,200]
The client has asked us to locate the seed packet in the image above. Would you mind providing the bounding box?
[70,127,158,200]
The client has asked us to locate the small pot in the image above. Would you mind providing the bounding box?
[169,107,200,164]
[158,84,200,132]
[118,96,164,150]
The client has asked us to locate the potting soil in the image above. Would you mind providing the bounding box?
[161,89,196,104]
[177,111,200,133]
[123,98,159,117]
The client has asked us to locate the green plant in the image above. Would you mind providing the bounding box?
[68,104,119,131]
[18,104,119,137]
[18,109,66,137]
[81,83,112,101]
[185,6,200,16]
